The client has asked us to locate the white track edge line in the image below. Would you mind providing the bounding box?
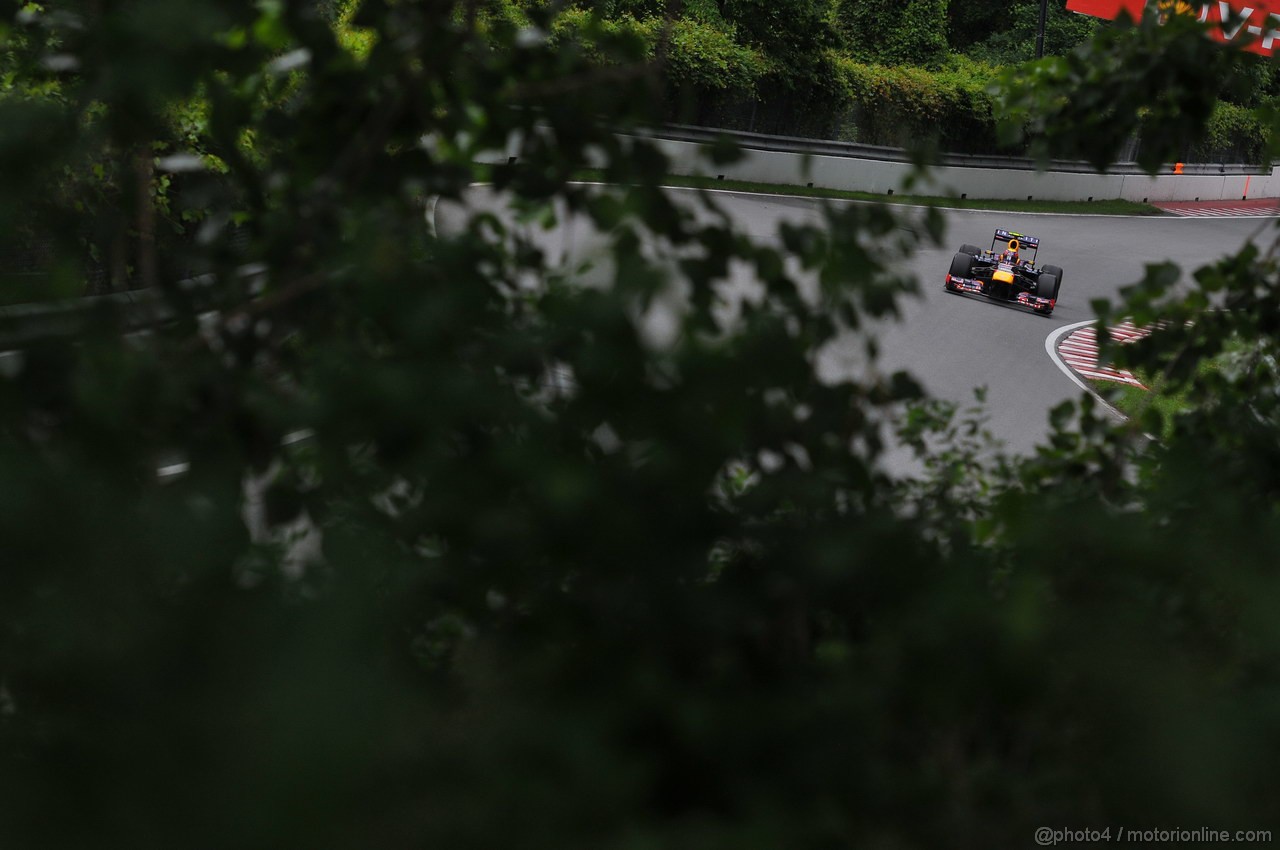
[571,182,1280,219]
[465,180,1279,220]
[1045,320,1128,421]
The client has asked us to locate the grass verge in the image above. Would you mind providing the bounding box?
[569,168,1165,216]
[1092,378,1184,439]
[1088,342,1245,438]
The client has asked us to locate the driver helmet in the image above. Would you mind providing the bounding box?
[1002,239,1020,262]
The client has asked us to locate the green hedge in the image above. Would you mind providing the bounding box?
[718,52,1272,163]
[830,54,1005,152]
[1186,101,1269,163]
[514,5,1276,162]
[837,0,950,67]
[659,17,772,92]
[548,11,769,93]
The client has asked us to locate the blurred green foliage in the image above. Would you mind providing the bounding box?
[0,2,1279,849]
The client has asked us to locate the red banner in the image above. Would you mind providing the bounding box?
[1066,0,1280,55]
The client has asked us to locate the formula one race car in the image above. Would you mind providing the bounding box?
[943,229,1063,316]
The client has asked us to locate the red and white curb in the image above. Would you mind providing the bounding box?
[1055,321,1148,388]
[1045,320,1152,420]
[1155,199,1280,218]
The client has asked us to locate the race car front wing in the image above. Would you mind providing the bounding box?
[944,274,1055,313]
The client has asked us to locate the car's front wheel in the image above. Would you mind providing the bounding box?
[1037,272,1060,309]
[1041,264,1064,289]
[947,252,974,289]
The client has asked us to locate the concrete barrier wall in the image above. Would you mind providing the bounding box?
[651,138,1280,203]
[478,129,1280,202]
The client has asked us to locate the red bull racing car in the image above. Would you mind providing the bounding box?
[943,229,1063,316]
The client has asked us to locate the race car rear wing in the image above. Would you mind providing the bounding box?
[989,228,1040,264]
[993,228,1039,249]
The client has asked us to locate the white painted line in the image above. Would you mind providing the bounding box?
[1069,366,1128,378]
[425,195,439,238]
[1074,367,1143,385]
[282,428,315,446]
[1045,319,1128,421]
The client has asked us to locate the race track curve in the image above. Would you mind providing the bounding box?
[439,187,1275,459]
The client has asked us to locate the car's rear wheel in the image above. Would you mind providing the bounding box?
[959,243,982,256]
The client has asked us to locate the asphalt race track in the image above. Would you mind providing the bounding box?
[438,187,1274,460]
[870,202,1271,455]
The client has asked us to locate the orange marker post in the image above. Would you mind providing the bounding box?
[1174,162,1184,175]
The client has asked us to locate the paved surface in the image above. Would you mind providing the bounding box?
[439,189,1274,459]
[1155,198,1280,217]
[818,204,1269,455]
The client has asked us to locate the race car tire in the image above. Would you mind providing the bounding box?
[1037,272,1060,302]
[1041,264,1064,286]
[949,252,974,279]
[959,243,982,256]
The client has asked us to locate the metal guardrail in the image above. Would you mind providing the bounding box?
[0,264,267,349]
[0,289,171,348]
[644,123,1270,177]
